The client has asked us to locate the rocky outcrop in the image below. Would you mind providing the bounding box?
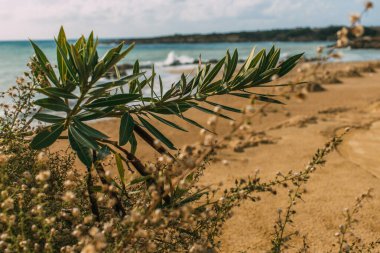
[350,36,380,49]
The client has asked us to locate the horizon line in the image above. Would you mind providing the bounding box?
[0,24,361,42]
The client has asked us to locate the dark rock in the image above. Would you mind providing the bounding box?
[336,68,362,78]
[358,65,377,73]
[306,82,326,92]
[208,59,218,64]
[350,36,380,49]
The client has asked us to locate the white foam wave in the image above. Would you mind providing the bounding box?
[157,51,194,66]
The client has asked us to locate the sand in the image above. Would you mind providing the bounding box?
[52,60,380,252]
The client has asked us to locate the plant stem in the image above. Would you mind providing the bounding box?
[98,139,171,205]
[86,165,100,220]
[273,185,301,253]
[92,151,126,217]
[99,139,150,176]
[133,124,175,159]
[64,88,88,128]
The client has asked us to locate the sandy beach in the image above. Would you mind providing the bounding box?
[2,0,380,252]
[50,60,380,252]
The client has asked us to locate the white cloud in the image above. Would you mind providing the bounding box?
[174,0,265,21]
[0,0,378,40]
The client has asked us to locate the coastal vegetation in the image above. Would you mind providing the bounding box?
[1,7,380,250]
[103,26,380,47]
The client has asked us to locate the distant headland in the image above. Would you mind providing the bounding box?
[103,26,380,48]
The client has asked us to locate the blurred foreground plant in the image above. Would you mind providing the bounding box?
[0,109,352,252]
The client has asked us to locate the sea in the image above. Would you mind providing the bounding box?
[1,40,380,92]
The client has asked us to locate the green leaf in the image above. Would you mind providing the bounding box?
[75,36,85,51]
[243,47,256,72]
[129,60,140,93]
[205,101,241,113]
[180,115,214,134]
[87,36,99,68]
[76,107,114,121]
[149,102,193,115]
[138,116,176,150]
[94,73,144,88]
[232,67,258,89]
[69,125,99,150]
[258,82,306,88]
[30,40,60,86]
[73,118,109,139]
[70,45,86,79]
[92,185,103,192]
[38,87,77,99]
[199,79,222,94]
[115,153,125,183]
[85,94,140,108]
[129,133,137,154]
[267,48,281,69]
[172,187,190,201]
[92,60,106,83]
[34,97,70,112]
[254,95,284,105]
[258,46,273,71]
[34,113,66,123]
[201,57,225,87]
[101,43,123,65]
[57,27,68,84]
[105,43,135,71]
[249,68,280,87]
[68,128,92,168]
[180,73,187,93]
[55,38,77,82]
[173,189,209,208]
[258,68,280,79]
[229,92,251,98]
[30,124,64,149]
[193,105,233,120]
[89,73,144,96]
[251,49,266,69]
[159,75,163,98]
[224,49,238,82]
[119,112,135,146]
[86,31,94,57]
[149,113,187,132]
[129,175,153,185]
[278,53,304,77]
[161,86,177,101]
[172,172,197,202]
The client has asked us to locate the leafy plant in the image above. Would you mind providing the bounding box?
[28,27,303,217]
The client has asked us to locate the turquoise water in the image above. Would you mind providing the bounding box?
[1,40,380,90]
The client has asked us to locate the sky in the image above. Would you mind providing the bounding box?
[0,0,378,40]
